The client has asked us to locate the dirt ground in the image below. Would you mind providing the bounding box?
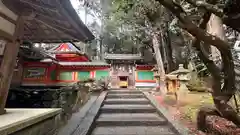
[155,92,213,134]
[154,91,240,135]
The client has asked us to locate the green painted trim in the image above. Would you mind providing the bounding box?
[24,67,46,79]
[135,86,155,88]
[95,70,109,80]
[59,71,72,80]
[137,71,154,80]
[50,70,57,80]
[77,71,90,80]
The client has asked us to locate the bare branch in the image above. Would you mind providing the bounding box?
[155,0,229,51]
[185,0,224,17]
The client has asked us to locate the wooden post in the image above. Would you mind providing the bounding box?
[0,16,24,114]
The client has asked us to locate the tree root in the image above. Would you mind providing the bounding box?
[197,106,240,134]
[197,106,220,132]
[213,96,240,127]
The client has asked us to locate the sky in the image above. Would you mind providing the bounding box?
[70,0,100,25]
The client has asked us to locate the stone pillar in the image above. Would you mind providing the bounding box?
[0,16,24,114]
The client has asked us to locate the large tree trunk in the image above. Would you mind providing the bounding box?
[207,14,226,61]
[153,0,240,128]
[152,33,166,94]
[196,13,240,134]
[164,26,175,72]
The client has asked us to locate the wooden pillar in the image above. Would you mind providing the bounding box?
[0,16,24,114]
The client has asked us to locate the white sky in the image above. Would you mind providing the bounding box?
[70,0,100,25]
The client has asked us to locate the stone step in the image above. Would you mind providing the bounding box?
[106,93,144,98]
[104,98,149,104]
[100,104,156,113]
[91,126,176,135]
[108,90,141,94]
[95,113,167,126]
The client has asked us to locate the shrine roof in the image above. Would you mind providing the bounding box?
[136,65,154,70]
[48,42,82,52]
[3,0,94,43]
[58,62,110,66]
[104,53,143,60]
[46,42,90,61]
[136,65,154,68]
[19,46,57,62]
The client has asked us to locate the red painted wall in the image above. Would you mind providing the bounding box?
[22,62,110,85]
[55,54,89,62]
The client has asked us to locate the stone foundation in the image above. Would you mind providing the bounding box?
[12,115,60,135]
[6,87,90,125]
[0,109,61,135]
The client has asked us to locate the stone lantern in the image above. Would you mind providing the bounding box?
[169,64,191,100]
[152,66,159,80]
[165,74,178,96]
[152,66,160,91]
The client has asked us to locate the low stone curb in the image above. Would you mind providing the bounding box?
[57,95,98,135]
[143,92,190,135]
[0,108,62,135]
[72,91,107,135]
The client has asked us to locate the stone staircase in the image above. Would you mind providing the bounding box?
[90,89,179,135]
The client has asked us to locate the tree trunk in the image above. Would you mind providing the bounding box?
[153,0,240,130]
[152,33,166,94]
[195,13,240,132]
[207,14,226,61]
[164,26,175,72]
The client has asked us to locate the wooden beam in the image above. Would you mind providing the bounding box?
[49,51,83,54]
[34,12,68,27]
[0,12,16,25]
[35,15,77,35]
[0,16,24,115]
[19,0,58,14]
[22,38,77,43]
[0,29,14,41]
[34,19,80,40]
[56,1,88,40]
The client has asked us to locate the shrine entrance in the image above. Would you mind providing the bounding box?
[119,76,128,88]
[109,63,135,88]
[104,53,144,88]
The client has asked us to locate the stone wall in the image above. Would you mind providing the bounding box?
[6,87,90,125]
[11,114,61,135]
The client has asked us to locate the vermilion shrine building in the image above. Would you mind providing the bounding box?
[105,54,157,88]
[20,43,110,86]
[0,0,94,114]
[14,43,157,88]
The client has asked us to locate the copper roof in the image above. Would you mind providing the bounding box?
[3,0,94,43]
[169,64,190,75]
[104,53,143,60]
[19,46,57,62]
[58,62,110,66]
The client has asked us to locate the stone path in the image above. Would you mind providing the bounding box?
[90,89,178,135]
[63,89,189,135]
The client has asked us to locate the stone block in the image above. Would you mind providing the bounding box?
[0,109,61,135]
